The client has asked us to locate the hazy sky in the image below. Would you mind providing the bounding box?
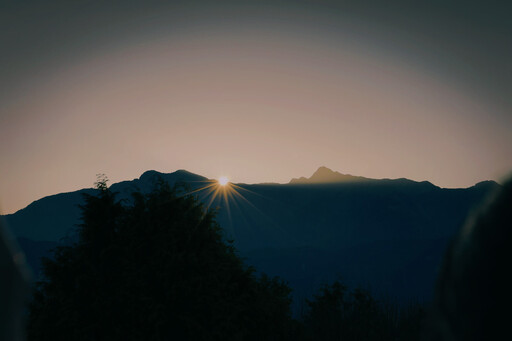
[1,1,511,214]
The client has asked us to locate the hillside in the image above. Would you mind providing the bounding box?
[2,167,499,305]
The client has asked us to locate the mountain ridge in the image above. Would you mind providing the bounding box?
[3,167,498,215]
[1,168,498,244]
[1,167,501,306]
[290,166,371,184]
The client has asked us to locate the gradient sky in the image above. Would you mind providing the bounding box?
[1,1,511,214]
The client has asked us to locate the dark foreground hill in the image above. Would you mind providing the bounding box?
[2,168,499,309]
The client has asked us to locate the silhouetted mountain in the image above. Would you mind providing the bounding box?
[290,166,370,184]
[110,169,208,199]
[16,237,60,279]
[2,169,206,242]
[2,168,499,310]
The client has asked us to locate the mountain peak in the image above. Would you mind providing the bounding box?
[289,167,369,184]
[312,166,336,177]
[139,170,162,181]
[138,169,209,185]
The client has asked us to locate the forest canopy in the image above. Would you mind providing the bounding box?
[28,180,293,340]
[27,178,425,340]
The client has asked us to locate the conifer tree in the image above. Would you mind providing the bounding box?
[28,180,292,340]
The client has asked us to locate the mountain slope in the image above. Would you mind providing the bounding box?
[290,166,370,184]
[3,170,207,242]
[2,167,499,305]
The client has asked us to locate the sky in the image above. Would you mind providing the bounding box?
[1,0,511,214]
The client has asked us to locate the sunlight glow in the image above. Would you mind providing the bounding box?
[179,177,285,241]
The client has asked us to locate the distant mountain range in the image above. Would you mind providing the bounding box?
[1,167,499,311]
[290,166,371,184]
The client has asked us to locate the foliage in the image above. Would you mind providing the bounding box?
[27,180,293,340]
[300,281,425,341]
[27,177,428,340]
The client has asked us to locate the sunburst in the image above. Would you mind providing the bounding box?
[179,176,287,242]
[180,177,238,213]
[218,176,229,186]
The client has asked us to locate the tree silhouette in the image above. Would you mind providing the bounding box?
[301,280,424,341]
[28,180,293,340]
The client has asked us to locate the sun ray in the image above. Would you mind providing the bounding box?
[230,183,267,198]
[198,186,219,208]
[221,187,234,237]
[225,190,251,226]
[228,188,264,214]
[231,183,293,210]
[229,184,297,241]
[228,186,275,223]
[178,177,296,244]
[181,183,217,197]
[204,186,221,213]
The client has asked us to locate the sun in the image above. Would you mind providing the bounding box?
[218,176,229,186]
[180,175,262,227]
